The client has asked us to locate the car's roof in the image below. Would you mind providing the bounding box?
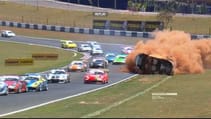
[123,46,133,49]
[116,54,127,57]
[1,75,20,79]
[61,40,74,43]
[24,73,42,78]
[50,69,66,72]
[93,57,106,60]
[71,60,83,64]
[86,41,98,43]
[105,53,115,56]
[88,69,105,73]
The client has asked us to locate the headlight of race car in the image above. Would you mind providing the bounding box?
[85,76,89,80]
[98,63,103,66]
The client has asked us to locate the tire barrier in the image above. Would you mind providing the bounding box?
[0,20,210,39]
[32,53,58,60]
[5,58,34,65]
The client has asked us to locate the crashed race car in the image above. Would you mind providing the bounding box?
[135,53,174,75]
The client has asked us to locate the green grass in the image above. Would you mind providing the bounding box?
[0,1,211,34]
[95,71,211,118]
[4,71,211,118]
[0,41,82,75]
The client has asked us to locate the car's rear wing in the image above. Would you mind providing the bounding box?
[135,53,174,75]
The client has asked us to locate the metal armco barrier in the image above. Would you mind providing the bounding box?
[0,20,210,39]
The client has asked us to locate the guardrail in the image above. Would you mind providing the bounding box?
[0,20,210,39]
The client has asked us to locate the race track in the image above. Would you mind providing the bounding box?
[0,35,135,115]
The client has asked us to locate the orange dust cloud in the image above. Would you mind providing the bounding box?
[126,30,211,74]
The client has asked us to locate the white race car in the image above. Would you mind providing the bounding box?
[77,43,92,52]
[90,47,104,55]
[45,69,71,83]
[1,30,16,37]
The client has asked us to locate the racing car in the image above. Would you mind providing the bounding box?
[112,54,127,64]
[61,40,77,48]
[105,53,116,63]
[121,46,134,54]
[135,53,174,75]
[45,69,71,83]
[86,41,100,48]
[90,47,104,56]
[1,30,16,37]
[84,69,109,84]
[0,80,8,95]
[1,75,28,93]
[67,60,88,72]
[23,73,48,92]
[89,57,108,68]
[77,43,92,52]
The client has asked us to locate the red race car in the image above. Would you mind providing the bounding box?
[2,75,28,93]
[84,69,109,84]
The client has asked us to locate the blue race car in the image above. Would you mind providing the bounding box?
[23,73,48,92]
[105,53,116,63]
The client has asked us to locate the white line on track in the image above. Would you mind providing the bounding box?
[81,76,171,118]
[0,74,137,117]
[73,52,77,57]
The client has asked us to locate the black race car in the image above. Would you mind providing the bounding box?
[89,57,108,68]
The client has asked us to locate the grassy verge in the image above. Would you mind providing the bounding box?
[94,70,211,118]
[4,71,211,118]
[0,2,211,34]
[0,41,82,75]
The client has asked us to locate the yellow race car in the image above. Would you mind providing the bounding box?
[61,40,77,48]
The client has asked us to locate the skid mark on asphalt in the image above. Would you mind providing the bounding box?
[81,76,171,118]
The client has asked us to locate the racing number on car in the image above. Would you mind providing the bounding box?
[96,76,101,81]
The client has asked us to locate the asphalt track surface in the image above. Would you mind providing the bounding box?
[0,35,135,115]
